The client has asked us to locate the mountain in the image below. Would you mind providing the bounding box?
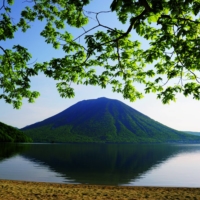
[22,97,200,143]
[183,131,200,137]
[0,121,32,143]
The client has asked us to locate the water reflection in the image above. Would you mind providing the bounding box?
[0,143,29,161]
[1,143,200,186]
[129,149,200,187]
[0,155,67,183]
[21,143,190,185]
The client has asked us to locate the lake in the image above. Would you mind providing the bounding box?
[0,143,200,187]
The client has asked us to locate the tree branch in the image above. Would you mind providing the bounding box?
[160,14,200,24]
[113,9,148,42]
[0,0,5,10]
[73,25,99,41]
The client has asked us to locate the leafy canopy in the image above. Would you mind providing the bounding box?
[0,0,200,108]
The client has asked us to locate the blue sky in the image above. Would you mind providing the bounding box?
[0,0,200,131]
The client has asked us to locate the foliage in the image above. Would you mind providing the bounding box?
[22,98,200,143]
[0,0,200,108]
[0,121,32,142]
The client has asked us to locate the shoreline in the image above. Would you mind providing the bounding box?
[0,180,200,200]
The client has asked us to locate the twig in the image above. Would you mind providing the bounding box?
[0,0,5,10]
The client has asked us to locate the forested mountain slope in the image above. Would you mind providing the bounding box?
[22,98,200,143]
[0,122,32,142]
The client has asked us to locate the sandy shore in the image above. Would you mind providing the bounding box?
[0,180,200,200]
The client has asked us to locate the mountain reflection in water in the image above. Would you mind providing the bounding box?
[1,143,200,186]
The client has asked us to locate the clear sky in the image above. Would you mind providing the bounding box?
[0,0,200,131]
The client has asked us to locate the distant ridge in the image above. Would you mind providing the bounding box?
[183,131,200,137]
[22,97,200,143]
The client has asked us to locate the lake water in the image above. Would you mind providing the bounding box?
[0,143,200,187]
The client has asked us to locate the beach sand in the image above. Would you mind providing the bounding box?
[0,180,200,200]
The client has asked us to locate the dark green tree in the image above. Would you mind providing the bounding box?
[0,0,200,108]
